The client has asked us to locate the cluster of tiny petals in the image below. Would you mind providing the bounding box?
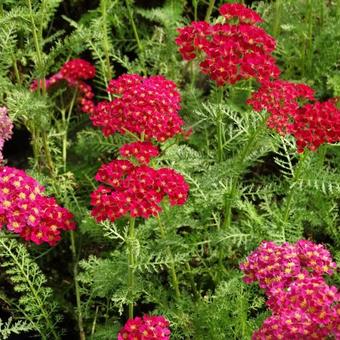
[247,80,315,134]
[291,100,340,152]
[90,74,185,142]
[219,3,263,24]
[31,59,96,114]
[240,240,336,291]
[176,4,280,86]
[90,159,189,222]
[119,142,159,165]
[0,166,76,246]
[241,240,339,339]
[248,80,340,152]
[118,315,171,340]
[0,107,13,163]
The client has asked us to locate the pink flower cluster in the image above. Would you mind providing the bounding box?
[89,74,186,142]
[118,315,170,340]
[176,3,280,86]
[0,166,75,246]
[119,141,159,165]
[91,157,189,222]
[240,240,339,339]
[31,59,96,114]
[0,107,13,163]
[248,80,340,152]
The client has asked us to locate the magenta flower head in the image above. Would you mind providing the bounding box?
[241,240,339,339]
[0,166,76,245]
[176,3,280,86]
[89,74,186,142]
[0,107,13,163]
[118,315,170,340]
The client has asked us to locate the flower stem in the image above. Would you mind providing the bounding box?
[281,152,308,240]
[157,215,180,298]
[70,231,86,340]
[272,0,282,37]
[128,216,136,318]
[205,0,216,22]
[124,0,146,75]
[216,87,225,162]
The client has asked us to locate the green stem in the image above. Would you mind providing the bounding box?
[185,262,199,300]
[128,217,136,318]
[42,131,55,173]
[303,0,313,77]
[157,215,180,298]
[216,87,225,162]
[272,0,282,37]
[281,153,308,240]
[193,0,198,21]
[219,115,267,266]
[27,0,46,96]
[100,0,113,81]
[61,90,77,172]
[205,0,216,22]
[70,231,86,340]
[124,0,146,74]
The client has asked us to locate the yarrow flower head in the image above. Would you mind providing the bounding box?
[247,80,315,134]
[90,159,189,223]
[290,99,340,152]
[89,74,186,142]
[248,81,340,152]
[241,240,339,339]
[0,167,76,245]
[0,107,13,163]
[31,58,96,114]
[119,141,159,165]
[118,315,171,340]
[240,240,337,292]
[176,4,280,86]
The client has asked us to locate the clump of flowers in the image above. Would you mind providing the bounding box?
[118,315,171,340]
[0,166,76,245]
[176,3,280,86]
[90,159,189,222]
[0,107,13,163]
[241,240,339,339]
[290,99,340,152]
[31,58,96,114]
[248,80,340,152]
[89,74,186,142]
[247,80,315,134]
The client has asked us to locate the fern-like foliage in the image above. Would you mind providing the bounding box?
[0,237,62,340]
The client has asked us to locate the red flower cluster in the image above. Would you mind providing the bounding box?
[176,4,280,86]
[247,80,315,134]
[291,100,340,152]
[0,166,76,246]
[118,315,171,340]
[241,240,339,339]
[119,141,159,165]
[90,159,189,222]
[31,59,96,114]
[219,3,263,24]
[248,81,340,152]
[0,107,13,163]
[89,74,185,142]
